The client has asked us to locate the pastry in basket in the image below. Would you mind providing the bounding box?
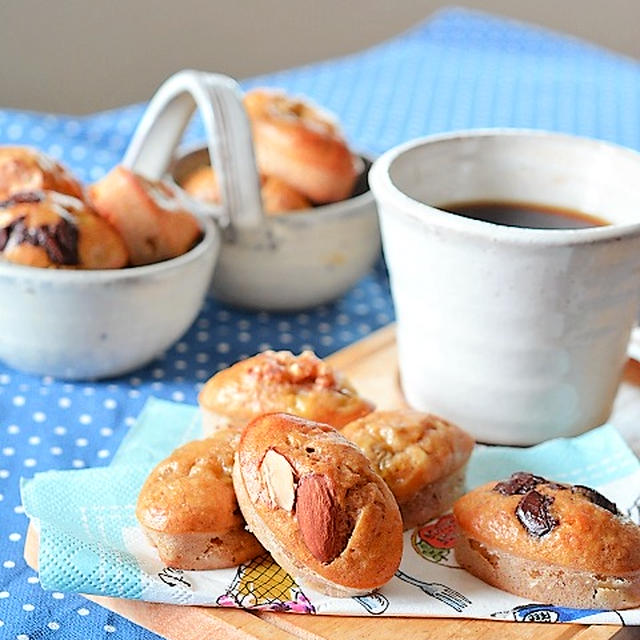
[0,190,128,269]
[341,409,474,530]
[136,430,264,570]
[198,349,373,434]
[260,175,311,213]
[181,165,311,214]
[244,89,361,204]
[89,166,202,266]
[453,471,640,609]
[0,146,84,201]
[232,412,403,597]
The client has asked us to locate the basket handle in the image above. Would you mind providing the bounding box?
[122,69,265,234]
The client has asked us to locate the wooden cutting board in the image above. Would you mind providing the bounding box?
[24,324,639,640]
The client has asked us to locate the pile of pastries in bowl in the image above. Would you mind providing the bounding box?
[0,146,203,269]
[179,88,365,214]
[1,88,365,270]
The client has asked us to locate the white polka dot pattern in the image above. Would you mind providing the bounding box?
[1,8,640,640]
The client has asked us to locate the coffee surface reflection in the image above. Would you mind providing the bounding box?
[438,200,609,229]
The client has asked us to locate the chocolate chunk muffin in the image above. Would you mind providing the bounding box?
[453,472,640,609]
[0,190,128,269]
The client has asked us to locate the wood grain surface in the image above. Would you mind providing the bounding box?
[25,324,636,639]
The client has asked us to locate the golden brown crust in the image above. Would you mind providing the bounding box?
[259,175,311,214]
[89,165,202,266]
[181,165,221,204]
[244,89,359,204]
[142,528,263,571]
[0,190,128,269]
[453,472,640,608]
[136,432,263,570]
[0,146,84,201]
[341,410,474,503]
[181,165,310,215]
[454,533,640,610]
[137,433,242,534]
[198,350,373,433]
[233,413,403,596]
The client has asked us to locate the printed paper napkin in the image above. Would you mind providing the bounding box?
[21,398,640,625]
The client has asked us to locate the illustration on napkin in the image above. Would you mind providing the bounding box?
[491,603,625,624]
[411,513,460,567]
[394,570,471,612]
[217,553,315,613]
[157,567,192,589]
[353,592,390,615]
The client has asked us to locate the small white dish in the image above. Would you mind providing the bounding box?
[123,70,381,311]
[0,215,219,380]
[171,145,379,310]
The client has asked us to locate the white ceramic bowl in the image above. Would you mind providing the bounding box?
[0,214,219,380]
[172,146,380,311]
[122,70,380,312]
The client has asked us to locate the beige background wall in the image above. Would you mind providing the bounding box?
[3,0,639,114]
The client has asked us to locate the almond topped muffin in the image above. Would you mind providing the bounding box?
[232,412,403,597]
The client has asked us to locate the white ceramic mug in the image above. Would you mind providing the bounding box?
[370,130,640,445]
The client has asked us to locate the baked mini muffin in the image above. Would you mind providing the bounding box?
[0,146,84,201]
[89,165,202,266]
[260,175,311,213]
[232,412,404,597]
[198,350,373,435]
[244,89,360,204]
[0,190,128,269]
[453,472,640,609]
[341,410,474,530]
[181,165,311,215]
[136,430,264,570]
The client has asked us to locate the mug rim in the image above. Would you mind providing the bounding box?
[369,128,640,246]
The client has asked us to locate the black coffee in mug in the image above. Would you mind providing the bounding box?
[438,200,609,229]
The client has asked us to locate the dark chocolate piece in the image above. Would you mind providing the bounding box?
[493,472,547,496]
[0,215,78,265]
[515,490,558,537]
[44,218,78,265]
[572,485,619,515]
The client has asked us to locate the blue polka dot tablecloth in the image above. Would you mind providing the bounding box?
[2,7,640,639]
